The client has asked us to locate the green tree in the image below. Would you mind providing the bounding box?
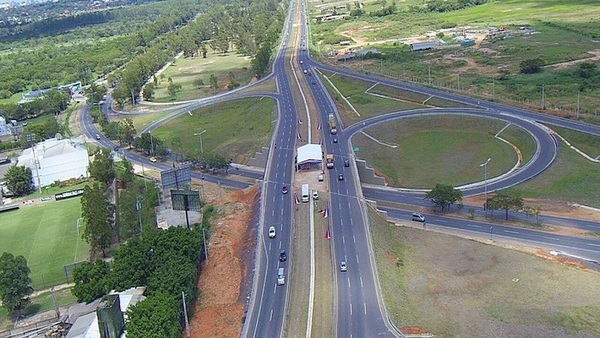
[425,183,463,211]
[3,165,33,196]
[0,252,33,316]
[126,292,181,338]
[487,190,524,220]
[142,83,155,101]
[117,158,135,189]
[89,147,115,186]
[209,74,218,90]
[193,77,204,88]
[118,119,136,147]
[167,81,182,99]
[71,260,111,303]
[81,182,115,258]
[519,58,545,74]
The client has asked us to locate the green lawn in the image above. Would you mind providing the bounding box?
[0,197,89,290]
[370,209,600,337]
[152,97,276,164]
[151,50,253,102]
[353,116,520,188]
[516,142,600,208]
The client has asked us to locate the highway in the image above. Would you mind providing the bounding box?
[78,0,600,336]
[380,207,600,265]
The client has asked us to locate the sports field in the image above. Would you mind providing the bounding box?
[0,197,89,290]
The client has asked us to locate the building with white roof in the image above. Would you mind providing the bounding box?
[18,137,89,188]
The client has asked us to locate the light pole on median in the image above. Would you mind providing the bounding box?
[194,129,207,154]
[479,157,491,215]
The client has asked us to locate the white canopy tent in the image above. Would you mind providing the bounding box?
[296,144,322,170]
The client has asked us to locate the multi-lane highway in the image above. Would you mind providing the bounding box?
[80,0,600,336]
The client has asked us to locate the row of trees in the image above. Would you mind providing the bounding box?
[72,222,211,337]
[425,183,532,221]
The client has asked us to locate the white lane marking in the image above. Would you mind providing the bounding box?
[353,235,356,243]
[587,243,600,247]
[466,224,481,228]
[269,242,272,251]
[542,236,556,241]
[360,277,363,288]
[342,236,345,244]
[272,210,275,217]
[504,230,519,234]
[270,309,274,320]
[350,303,353,316]
[281,208,284,216]
[348,278,351,289]
[364,303,367,315]
[350,218,354,226]
[356,254,359,264]
[438,219,447,223]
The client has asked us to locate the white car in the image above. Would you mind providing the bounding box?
[268,226,276,238]
[340,261,347,272]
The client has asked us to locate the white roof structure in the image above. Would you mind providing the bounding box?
[0,116,10,136]
[297,144,323,166]
[18,138,89,188]
[65,287,146,338]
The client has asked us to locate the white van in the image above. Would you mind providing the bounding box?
[412,213,425,222]
[312,190,319,200]
[301,184,309,203]
[277,267,285,285]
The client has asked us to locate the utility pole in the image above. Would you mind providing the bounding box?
[541,84,545,110]
[182,291,190,337]
[428,64,431,86]
[577,92,580,119]
[492,79,495,100]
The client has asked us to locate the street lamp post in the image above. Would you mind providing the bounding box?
[479,157,491,215]
[194,130,207,154]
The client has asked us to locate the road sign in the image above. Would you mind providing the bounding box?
[161,166,191,190]
[171,189,201,211]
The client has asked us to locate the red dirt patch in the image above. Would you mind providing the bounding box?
[189,185,258,338]
[401,326,429,335]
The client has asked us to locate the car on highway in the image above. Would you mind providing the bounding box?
[340,261,347,272]
[300,60,303,64]
[412,213,425,222]
[318,174,324,182]
[282,185,288,194]
[95,134,101,140]
[269,226,276,238]
[338,173,344,181]
[344,159,350,167]
[150,156,157,163]
[279,250,287,262]
[277,267,285,285]
[333,137,338,143]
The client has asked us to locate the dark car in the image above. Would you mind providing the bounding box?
[338,173,344,181]
[344,159,350,167]
[279,250,287,262]
[282,185,288,194]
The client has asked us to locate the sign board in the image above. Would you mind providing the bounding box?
[160,166,191,190]
[170,189,201,211]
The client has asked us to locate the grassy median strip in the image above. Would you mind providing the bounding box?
[311,197,333,337]
[370,208,600,336]
[287,202,311,338]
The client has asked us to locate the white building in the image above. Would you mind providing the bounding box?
[18,138,89,188]
[0,116,10,136]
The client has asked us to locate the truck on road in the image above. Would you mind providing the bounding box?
[326,154,334,169]
[328,113,337,135]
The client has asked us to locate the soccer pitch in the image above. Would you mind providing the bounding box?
[0,197,89,290]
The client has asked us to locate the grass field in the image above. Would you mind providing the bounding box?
[0,197,89,290]
[370,209,600,336]
[151,50,253,102]
[152,97,276,164]
[546,124,600,159]
[311,0,600,119]
[352,116,522,188]
[516,142,600,208]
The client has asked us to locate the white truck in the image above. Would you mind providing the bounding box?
[301,184,309,203]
